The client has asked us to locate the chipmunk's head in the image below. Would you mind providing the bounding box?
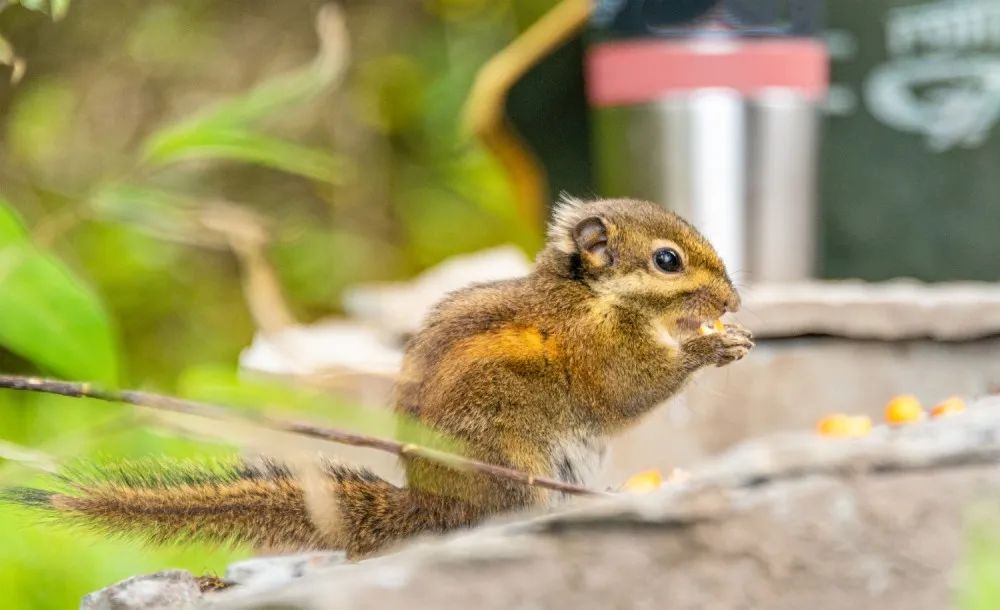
[540,196,740,331]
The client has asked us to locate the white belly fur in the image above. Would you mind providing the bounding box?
[549,433,607,502]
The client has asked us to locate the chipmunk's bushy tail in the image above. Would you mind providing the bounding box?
[5,458,475,557]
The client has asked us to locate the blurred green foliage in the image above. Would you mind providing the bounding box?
[960,507,1000,610]
[0,199,117,382]
[0,1,998,608]
[0,0,554,606]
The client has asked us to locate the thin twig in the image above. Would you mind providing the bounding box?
[0,374,602,497]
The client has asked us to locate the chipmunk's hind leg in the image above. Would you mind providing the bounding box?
[325,463,481,558]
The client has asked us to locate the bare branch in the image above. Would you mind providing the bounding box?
[0,374,602,497]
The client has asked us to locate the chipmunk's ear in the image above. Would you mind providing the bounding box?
[573,216,612,268]
[547,194,613,268]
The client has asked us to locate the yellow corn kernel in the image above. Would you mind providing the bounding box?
[623,469,664,493]
[698,319,725,336]
[816,413,873,437]
[884,395,925,425]
[930,396,966,418]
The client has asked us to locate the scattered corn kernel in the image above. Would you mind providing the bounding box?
[623,469,664,493]
[884,395,925,425]
[698,319,726,336]
[816,413,873,437]
[931,396,966,418]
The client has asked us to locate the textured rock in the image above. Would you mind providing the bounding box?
[80,570,201,610]
[742,280,1000,340]
[198,397,1000,610]
[606,334,1000,483]
[223,552,346,591]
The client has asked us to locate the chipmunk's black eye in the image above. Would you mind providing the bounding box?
[653,248,683,273]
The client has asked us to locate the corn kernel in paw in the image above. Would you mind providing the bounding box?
[884,395,925,425]
[698,319,726,336]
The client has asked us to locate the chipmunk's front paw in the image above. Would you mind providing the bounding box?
[683,323,754,368]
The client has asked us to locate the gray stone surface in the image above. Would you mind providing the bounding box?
[224,552,346,591]
[80,570,201,610]
[742,280,1000,340]
[197,397,1000,610]
[606,334,1000,483]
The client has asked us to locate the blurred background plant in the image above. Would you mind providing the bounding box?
[0,0,552,606]
[960,506,1000,610]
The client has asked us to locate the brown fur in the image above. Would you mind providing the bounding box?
[8,197,752,559]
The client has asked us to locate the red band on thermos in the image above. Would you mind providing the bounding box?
[586,38,829,107]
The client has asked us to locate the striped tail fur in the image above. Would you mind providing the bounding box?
[5,457,476,557]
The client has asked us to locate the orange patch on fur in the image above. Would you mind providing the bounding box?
[454,326,560,362]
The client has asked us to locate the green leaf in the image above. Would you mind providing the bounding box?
[90,183,202,235]
[50,0,70,20]
[14,0,47,13]
[160,61,336,134]
[7,79,76,163]
[139,13,346,182]
[143,129,352,184]
[140,32,342,153]
[0,200,118,383]
[0,204,27,242]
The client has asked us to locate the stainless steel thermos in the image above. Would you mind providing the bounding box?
[587,0,828,281]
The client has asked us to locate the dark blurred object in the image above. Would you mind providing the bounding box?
[594,0,823,38]
[507,34,594,207]
[466,0,593,232]
[820,0,1000,281]
[588,0,827,282]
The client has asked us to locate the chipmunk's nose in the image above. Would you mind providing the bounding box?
[710,282,740,314]
[707,277,741,313]
[723,287,741,313]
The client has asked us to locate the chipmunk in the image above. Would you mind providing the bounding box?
[9,196,752,559]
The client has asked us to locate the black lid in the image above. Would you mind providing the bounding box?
[591,0,824,41]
